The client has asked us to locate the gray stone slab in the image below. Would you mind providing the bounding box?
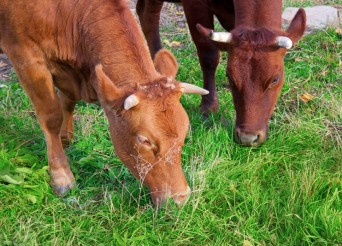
[282,6,340,32]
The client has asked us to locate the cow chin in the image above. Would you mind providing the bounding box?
[234,126,268,147]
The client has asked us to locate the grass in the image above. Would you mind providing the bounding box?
[1,12,342,246]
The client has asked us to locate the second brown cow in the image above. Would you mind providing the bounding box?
[137,0,306,146]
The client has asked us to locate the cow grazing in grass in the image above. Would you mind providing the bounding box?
[137,0,306,146]
[0,0,209,206]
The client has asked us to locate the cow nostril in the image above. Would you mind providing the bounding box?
[252,134,260,144]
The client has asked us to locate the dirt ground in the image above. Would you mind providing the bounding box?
[0,54,12,81]
[129,0,186,28]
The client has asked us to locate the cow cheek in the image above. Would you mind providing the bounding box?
[266,82,284,119]
[106,120,138,171]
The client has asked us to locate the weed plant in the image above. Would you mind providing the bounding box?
[0,16,341,246]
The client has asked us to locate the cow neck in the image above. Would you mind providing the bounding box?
[233,0,282,30]
[78,0,160,89]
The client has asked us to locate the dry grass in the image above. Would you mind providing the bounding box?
[285,0,339,4]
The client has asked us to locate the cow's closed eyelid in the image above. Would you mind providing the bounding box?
[226,72,232,80]
[268,74,281,89]
[226,72,235,86]
[137,134,152,146]
[136,134,160,153]
[272,75,280,84]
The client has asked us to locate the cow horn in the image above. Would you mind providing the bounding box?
[124,94,140,110]
[210,31,232,43]
[180,83,209,95]
[196,24,232,43]
[276,36,293,49]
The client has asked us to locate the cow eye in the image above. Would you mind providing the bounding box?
[272,75,280,85]
[137,134,151,146]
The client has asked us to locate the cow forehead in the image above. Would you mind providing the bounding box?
[228,27,286,68]
[228,48,283,75]
[137,78,181,98]
[126,93,188,138]
[122,79,188,138]
[147,100,188,136]
[227,50,285,92]
[231,27,279,49]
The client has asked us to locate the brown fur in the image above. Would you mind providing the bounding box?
[0,0,191,205]
[137,0,306,146]
[231,28,278,49]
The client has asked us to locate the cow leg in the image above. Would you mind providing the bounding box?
[136,0,164,58]
[197,45,220,115]
[11,56,75,196]
[182,0,220,115]
[58,91,76,148]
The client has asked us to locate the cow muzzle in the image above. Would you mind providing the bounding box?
[235,127,268,147]
[151,186,191,207]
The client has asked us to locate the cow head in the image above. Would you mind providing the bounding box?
[197,9,306,146]
[95,49,208,206]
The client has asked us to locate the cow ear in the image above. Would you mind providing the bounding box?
[95,64,122,102]
[154,48,178,78]
[286,8,306,44]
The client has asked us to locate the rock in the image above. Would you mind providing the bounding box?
[282,6,340,32]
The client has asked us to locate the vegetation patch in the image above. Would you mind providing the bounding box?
[0,6,341,246]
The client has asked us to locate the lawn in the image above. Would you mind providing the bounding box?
[0,3,341,246]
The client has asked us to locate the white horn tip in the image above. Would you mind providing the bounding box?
[180,83,209,95]
[211,32,232,43]
[124,94,140,110]
[200,89,209,95]
[276,37,293,49]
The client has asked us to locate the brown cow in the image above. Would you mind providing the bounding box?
[137,0,306,146]
[0,0,209,206]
